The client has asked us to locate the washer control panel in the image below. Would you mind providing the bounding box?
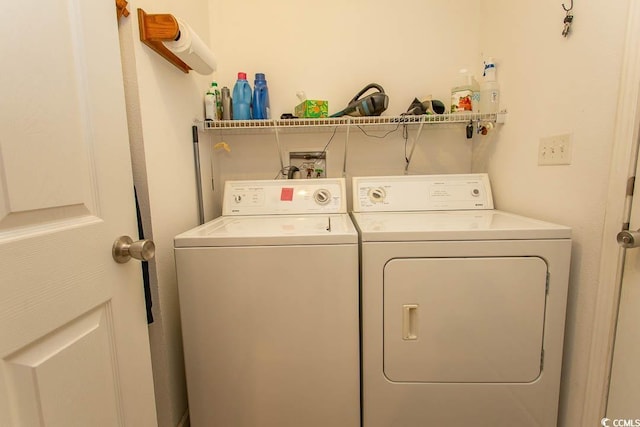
[223,178,347,215]
[353,174,494,212]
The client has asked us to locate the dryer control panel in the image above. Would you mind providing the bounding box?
[353,174,494,212]
[223,178,347,215]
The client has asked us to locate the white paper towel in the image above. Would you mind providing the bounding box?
[163,18,217,75]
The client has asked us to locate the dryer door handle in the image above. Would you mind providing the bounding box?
[402,304,419,340]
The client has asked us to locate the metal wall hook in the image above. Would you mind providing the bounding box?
[562,0,574,37]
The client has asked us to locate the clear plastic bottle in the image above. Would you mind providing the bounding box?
[479,58,500,114]
[253,73,270,120]
[232,72,252,120]
[451,69,480,113]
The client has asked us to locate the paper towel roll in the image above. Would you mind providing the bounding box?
[163,18,217,75]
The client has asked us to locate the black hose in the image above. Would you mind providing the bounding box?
[287,166,299,179]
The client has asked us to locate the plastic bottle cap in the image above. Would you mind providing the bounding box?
[237,72,247,79]
[255,73,265,80]
[211,82,218,87]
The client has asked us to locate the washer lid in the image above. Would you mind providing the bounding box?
[351,210,571,241]
[174,214,357,247]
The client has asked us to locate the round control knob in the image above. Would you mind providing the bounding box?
[368,187,386,203]
[471,188,481,197]
[314,188,332,205]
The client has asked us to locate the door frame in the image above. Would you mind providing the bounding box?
[583,0,640,423]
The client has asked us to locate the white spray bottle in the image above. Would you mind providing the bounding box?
[479,58,500,114]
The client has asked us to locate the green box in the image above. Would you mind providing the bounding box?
[294,100,328,118]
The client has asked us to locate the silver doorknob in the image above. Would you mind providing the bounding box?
[112,236,155,263]
[617,230,640,248]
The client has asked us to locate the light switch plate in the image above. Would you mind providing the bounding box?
[538,134,572,166]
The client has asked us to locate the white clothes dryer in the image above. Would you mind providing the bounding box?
[351,174,571,427]
[175,178,359,427]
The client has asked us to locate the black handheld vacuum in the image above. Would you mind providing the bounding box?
[330,83,389,118]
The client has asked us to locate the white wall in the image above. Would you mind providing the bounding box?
[473,0,630,425]
[118,0,212,425]
[205,0,484,208]
[210,0,482,118]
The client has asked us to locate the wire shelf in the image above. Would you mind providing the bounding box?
[199,112,506,132]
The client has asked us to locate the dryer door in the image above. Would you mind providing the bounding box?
[383,256,547,383]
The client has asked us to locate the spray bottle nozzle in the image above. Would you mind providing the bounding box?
[483,59,496,77]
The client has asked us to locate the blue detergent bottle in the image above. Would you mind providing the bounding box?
[232,72,252,120]
[253,73,270,120]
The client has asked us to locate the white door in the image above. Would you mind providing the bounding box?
[0,0,157,426]
[607,152,640,419]
[607,4,640,416]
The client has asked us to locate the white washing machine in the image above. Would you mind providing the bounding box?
[174,178,360,427]
[351,174,572,427]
